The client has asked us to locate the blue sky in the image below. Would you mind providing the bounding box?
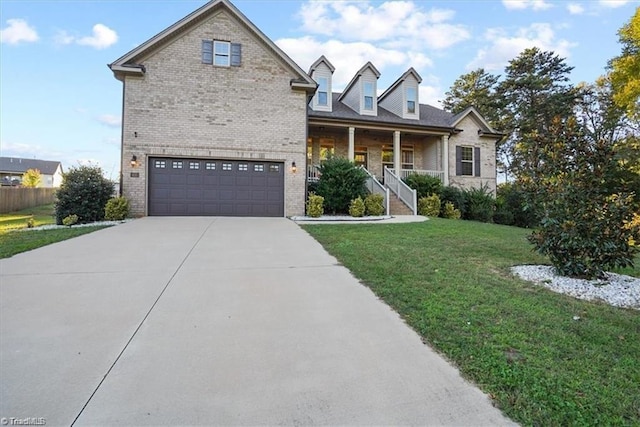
[1,0,637,179]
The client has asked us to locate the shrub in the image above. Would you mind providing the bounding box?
[306,193,324,218]
[403,173,443,199]
[316,157,367,214]
[440,186,467,218]
[105,197,130,221]
[62,214,79,227]
[463,186,495,223]
[307,180,319,196]
[365,193,385,216]
[55,165,114,225]
[21,169,42,188]
[442,202,461,219]
[349,197,366,217]
[418,194,441,217]
[494,182,539,228]
[26,217,35,228]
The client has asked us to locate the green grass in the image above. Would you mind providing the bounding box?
[303,219,640,426]
[0,204,111,258]
[0,203,56,231]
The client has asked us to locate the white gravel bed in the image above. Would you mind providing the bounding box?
[290,215,392,222]
[16,219,133,232]
[511,265,640,310]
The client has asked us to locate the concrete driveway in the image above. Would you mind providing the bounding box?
[1,217,514,426]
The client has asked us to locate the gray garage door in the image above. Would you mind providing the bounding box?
[148,157,284,217]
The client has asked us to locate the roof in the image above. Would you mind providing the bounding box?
[338,62,381,102]
[451,106,501,135]
[309,93,456,131]
[0,157,62,175]
[309,55,335,74]
[378,68,423,102]
[108,0,316,92]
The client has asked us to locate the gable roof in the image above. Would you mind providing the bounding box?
[308,55,335,74]
[378,68,423,102]
[108,0,316,92]
[0,157,62,175]
[450,106,500,134]
[338,62,381,102]
[310,93,456,131]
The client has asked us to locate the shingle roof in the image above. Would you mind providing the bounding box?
[309,93,457,130]
[0,157,62,175]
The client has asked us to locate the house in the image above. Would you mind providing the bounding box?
[109,0,501,217]
[0,157,64,187]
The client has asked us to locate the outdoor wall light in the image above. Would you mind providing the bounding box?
[130,155,138,168]
[134,132,138,138]
[291,161,297,173]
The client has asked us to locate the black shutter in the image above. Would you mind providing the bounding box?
[230,43,241,66]
[455,146,462,176]
[474,147,481,177]
[202,40,213,64]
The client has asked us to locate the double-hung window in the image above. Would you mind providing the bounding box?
[214,41,230,66]
[202,40,241,67]
[461,147,473,176]
[363,82,374,111]
[317,77,328,106]
[406,87,416,114]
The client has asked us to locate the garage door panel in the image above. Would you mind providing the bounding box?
[149,157,284,217]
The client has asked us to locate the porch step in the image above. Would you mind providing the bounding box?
[389,195,414,216]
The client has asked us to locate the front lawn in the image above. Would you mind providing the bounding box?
[303,218,640,426]
[0,203,56,232]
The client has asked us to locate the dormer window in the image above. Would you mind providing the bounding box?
[318,77,328,106]
[407,87,416,114]
[364,82,374,111]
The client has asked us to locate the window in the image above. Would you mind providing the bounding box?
[461,147,473,176]
[406,87,416,114]
[382,145,394,170]
[364,81,374,110]
[269,164,280,172]
[155,160,166,169]
[222,163,232,171]
[238,163,248,171]
[354,146,367,168]
[402,145,414,170]
[202,40,213,64]
[214,41,230,66]
[189,161,200,170]
[254,164,264,172]
[205,162,216,170]
[172,161,183,169]
[319,139,334,163]
[317,77,328,106]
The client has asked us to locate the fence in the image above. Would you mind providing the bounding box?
[0,187,57,214]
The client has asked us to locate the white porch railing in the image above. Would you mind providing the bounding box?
[390,169,445,183]
[307,165,320,181]
[360,166,390,215]
[384,167,417,215]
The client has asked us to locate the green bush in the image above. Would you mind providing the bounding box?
[105,197,130,221]
[463,186,495,223]
[440,186,467,218]
[365,193,385,216]
[306,193,324,218]
[62,214,79,227]
[55,165,114,225]
[442,202,461,219]
[349,197,366,217]
[316,157,368,214]
[418,194,441,217]
[494,182,539,228]
[403,173,443,199]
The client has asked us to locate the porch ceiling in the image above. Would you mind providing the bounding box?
[308,120,451,137]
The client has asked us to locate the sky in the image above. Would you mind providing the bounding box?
[1,0,637,180]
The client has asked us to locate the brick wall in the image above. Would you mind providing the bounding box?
[120,9,308,216]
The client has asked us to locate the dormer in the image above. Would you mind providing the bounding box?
[309,56,335,112]
[379,68,422,120]
[338,62,381,116]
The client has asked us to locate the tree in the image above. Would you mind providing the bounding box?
[21,168,41,188]
[609,6,640,120]
[498,48,579,181]
[55,165,114,225]
[442,68,502,128]
[575,77,629,145]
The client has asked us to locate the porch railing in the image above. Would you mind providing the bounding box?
[384,167,417,215]
[361,166,390,215]
[390,169,445,183]
[307,165,320,181]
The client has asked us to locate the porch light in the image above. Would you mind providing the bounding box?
[130,155,138,168]
[291,161,297,173]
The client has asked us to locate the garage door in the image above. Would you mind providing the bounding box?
[148,157,284,217]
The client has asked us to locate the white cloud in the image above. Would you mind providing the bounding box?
[55,24,118,49]
[277,36,427,89]
[419,84,444,108]
[467,23,576,71]
[297,1,470,50]
[502,0,553,11]
[0,19,38,45]
[567,3,585,14]
[97,114,121,128]
[598,0,630,7]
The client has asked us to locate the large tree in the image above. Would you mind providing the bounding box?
[609,6,640,120]
[498,47,579,180]
[442,68,502,127]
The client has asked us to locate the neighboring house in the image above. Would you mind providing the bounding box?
[0,157,64,188]
[109,0,501,217]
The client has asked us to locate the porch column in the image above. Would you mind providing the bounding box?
[348,127,355,161]
[393,130,401,173]
[442,134,449,186]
